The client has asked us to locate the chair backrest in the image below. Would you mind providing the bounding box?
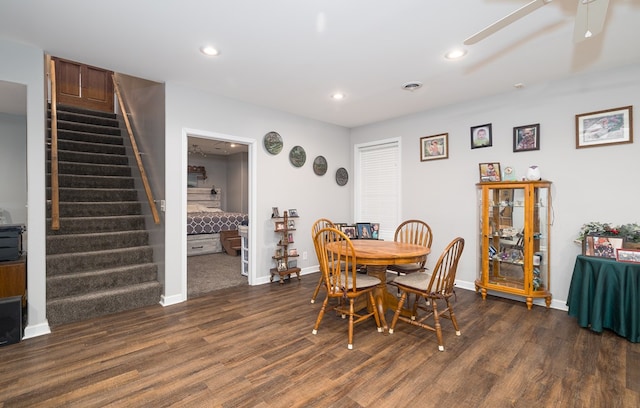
[311,218,335,262]
[394,219,433,248]
[426,237,465,296]
[313,227,359,295]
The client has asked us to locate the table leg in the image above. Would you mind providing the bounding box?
[366,265,397,330]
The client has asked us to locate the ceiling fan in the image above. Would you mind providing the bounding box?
[464,0,610,45]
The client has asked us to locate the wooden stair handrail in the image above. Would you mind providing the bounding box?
[49,59,60,230]
[112,75,161,225]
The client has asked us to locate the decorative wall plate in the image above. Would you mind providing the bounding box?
[313,156,328,176]
[263,131,283,155]
[289,145,306,167]
[336,167,349,186]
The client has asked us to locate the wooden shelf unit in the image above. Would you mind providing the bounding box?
[270,212,301,284]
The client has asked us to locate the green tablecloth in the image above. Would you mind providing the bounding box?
[567,255,640,342]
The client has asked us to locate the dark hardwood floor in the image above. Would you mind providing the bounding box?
[2,275,639,407]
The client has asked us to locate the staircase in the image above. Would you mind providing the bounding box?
[46,104,162,326]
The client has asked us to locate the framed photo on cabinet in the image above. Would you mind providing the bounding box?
[420,133,448,161]
[479,162,501,182]
[576,106,633,148]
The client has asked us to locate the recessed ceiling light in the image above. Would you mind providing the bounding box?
[514,83,526,89]
[200,46,220,56]
[331,93,346,100]
[444,48,467,60]
[402,82,423,91]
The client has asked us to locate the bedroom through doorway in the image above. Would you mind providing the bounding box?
[186,135,250,298]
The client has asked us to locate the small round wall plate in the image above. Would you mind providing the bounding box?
[313,156,328,176]
[289,145,306,167]
[336,167,349,186]
[263,131,283,155]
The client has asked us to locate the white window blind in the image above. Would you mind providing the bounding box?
[354,139,400,241]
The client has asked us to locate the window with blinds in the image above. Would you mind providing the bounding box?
[354,138,400,241]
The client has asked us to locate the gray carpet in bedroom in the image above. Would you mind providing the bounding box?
[187,252,247,298]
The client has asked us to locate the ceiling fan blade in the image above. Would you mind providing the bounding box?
[464,0,553,45]
[573,0,610,43]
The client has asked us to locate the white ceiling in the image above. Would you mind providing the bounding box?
[1,0,640,128]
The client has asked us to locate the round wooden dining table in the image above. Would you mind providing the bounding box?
[326,239,430,329]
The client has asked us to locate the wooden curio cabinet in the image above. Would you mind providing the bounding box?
[475,180,552,309]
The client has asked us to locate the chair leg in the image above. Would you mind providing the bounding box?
[369,291,383,332]
[310,274,323,303]
[446,298,461,336]
[348,299,355,349]
[388,292,408,334]
[312,296,329,335]
[431,299,445,351]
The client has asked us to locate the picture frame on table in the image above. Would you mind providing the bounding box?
[420,133,448,161]
[513,124,540,152]
[356,223,373,239]
[575,105,633,149]
[583,235,625,259]
[288,208,299,217]
[370,223,380,239]
[616,248,640,263]
[471,124,492,149]
[277,260,288,272]
[341,225,357,239]
[478,162,501,182]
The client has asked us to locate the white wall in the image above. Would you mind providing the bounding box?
[350,63,640,309]
[164,83,351,303]
[0,112,27,225]
[0,39,48,337]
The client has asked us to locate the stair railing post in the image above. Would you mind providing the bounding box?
[112,75,161,225]
[50,59,60,230]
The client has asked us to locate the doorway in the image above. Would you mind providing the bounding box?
[185,133,253,298]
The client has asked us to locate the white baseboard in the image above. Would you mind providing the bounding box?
[23,321,51,339]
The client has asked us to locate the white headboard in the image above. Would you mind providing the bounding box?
[187,187,221,208]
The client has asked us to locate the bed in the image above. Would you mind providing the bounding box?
[186,188,248,256]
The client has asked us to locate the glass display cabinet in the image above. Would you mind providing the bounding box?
[475,180,552,309]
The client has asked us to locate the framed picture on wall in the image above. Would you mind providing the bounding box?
[420,133,448,161]
[576,106,633,148]
[471,124,492,149]
[513,124,540,152]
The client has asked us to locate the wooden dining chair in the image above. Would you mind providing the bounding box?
[387,219,433,276]
[311,227,382,349]
[389,237,465,351]
[310,218,336,303]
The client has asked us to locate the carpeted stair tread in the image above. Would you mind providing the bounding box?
[46,281,162,326]
[52,138,126,155]
[47,230,150,254]
[53,110,120,127]
[47,263,158,298]
[48,187,139,202]
[49,161,132,177]
[53,129,124,146]
[51,174,135,189]
[47,246,154,275]
[50,149,130,166]
[48,201,143,217]
[53,119,122,136]
[55,104,117,119]
[46,214,146,234]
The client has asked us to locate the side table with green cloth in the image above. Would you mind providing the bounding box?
[567,255,640,342]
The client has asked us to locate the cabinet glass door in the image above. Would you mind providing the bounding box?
[488,186,526,291]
